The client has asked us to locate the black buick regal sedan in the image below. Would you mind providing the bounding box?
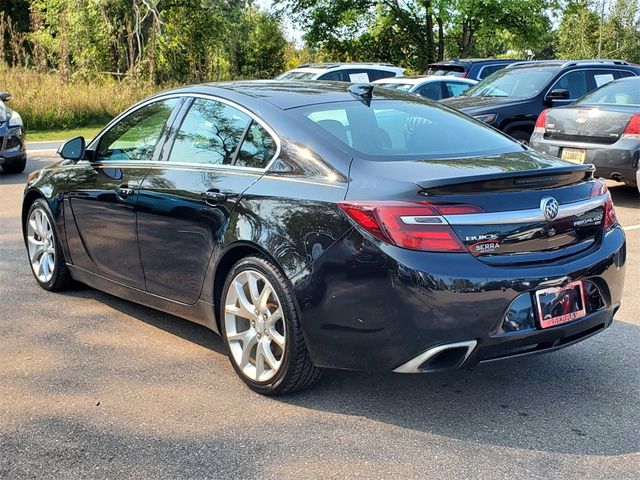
[22,81,626,394]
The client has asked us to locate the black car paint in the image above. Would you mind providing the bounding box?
[442,64,640,139]
[23,81,626,373]
[427,59,521,81]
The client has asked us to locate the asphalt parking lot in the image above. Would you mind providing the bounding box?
[1,148,639,479]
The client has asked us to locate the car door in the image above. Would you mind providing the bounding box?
[64,98,181,289]
[136,96,278,304]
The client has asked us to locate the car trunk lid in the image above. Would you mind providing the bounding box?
[346,152,605,263]
[544,106,637,145]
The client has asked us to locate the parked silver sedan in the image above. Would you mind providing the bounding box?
[530,76,640,189]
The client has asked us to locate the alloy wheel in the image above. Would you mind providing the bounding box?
[224,269,286,382]
[26,207,56,283]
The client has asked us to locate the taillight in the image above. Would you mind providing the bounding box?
[590,180,617,230]
[621,114,640,140]
[534,109,548,134]
[337,201,484,252]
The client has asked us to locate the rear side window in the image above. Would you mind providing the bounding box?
[478,64,506,79]
[368,70,396,81]
[296,99,520,160]
[236,121,277,168]
[168,98,250,165]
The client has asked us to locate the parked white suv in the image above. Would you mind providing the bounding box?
[276,63,405,83]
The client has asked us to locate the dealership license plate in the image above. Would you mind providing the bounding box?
[535,281,587,329]
[561,147,586,163]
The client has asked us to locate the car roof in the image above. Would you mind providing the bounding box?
[372,75,477,86]
[165,80,413,110]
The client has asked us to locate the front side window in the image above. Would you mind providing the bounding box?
[444,81,473,97]
[553,70,589,99]
[464,68,555,98]
[296,99,520,160]
[415,82,443,100]
[96,98,178,162]
[168,99,250,165]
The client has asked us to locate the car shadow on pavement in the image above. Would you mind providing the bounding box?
[60,287,226,356]
[55,285,640,458]
[282,319,640,457]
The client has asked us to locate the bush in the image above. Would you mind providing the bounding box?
[0,67,162,131]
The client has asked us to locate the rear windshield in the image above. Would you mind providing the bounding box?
[576,79,640,107]
[276,71,317,80]
[464,68,555,98]
[294,99,521,160]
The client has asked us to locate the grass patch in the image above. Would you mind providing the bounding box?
[27,126,105,142]
[2,66,163,131]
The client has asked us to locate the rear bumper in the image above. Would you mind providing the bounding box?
[530,134,640,185]
[295,226,626,372]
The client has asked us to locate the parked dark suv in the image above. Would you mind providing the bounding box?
[442,60,640,144]
[427,58,521,81]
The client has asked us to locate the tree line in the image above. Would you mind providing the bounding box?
[1,0,639,85]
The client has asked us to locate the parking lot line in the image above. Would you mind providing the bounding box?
[623,224,640,232]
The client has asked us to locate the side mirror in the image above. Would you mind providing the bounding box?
[58,136,86,161]
[0,91,11,102]
[545,88,570,103]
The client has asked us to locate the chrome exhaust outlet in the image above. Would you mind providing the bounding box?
[393,340,477,374]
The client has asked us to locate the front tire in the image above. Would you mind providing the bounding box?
[25,199,72,291]
[509,128,532,145]
[220,255,321,395]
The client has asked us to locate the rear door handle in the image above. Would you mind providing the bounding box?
[116,185,135,198]
[201,189,229,205]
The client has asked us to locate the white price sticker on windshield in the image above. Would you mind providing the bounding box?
[594,74,614,88]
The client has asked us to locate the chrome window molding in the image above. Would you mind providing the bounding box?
[86,92,282,173]
[444,193,608,226]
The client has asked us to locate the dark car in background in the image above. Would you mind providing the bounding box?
[427,58,521,81]
[531,76,640,189]
[0,91,27,174]
[23,81,626,395]
[442,60,640,144]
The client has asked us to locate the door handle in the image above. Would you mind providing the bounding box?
[116,185,135,198]
[201,189,229,205]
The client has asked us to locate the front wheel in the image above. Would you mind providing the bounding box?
[220,255,321,395]
[509,129,532,146]
[25,199,72,291]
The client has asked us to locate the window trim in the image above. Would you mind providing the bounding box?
[87,93,282,173]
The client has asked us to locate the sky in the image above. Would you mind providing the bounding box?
[255,0,305,46]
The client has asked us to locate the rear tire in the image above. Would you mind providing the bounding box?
[25,199,72,291]
[509,129,532,145]
[220,255,322,395]
[2,156,26,174]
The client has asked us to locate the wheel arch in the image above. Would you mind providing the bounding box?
[211,241,300,333]
[22,189,46,231]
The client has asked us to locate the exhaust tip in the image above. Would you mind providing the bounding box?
[393,340,477,374]
[611,172,625,182]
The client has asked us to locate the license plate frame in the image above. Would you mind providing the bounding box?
[535,281,587,329]
[561,147,586,163]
